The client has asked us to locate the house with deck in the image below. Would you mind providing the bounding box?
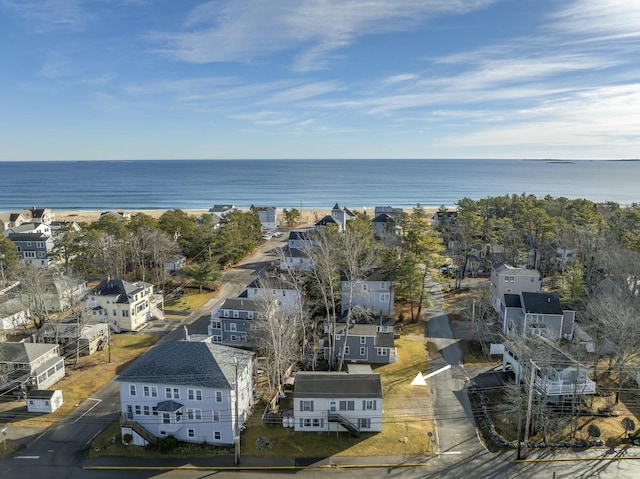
[0,342,65,395]
[37,322,109,357]
[118,341,254,446]
[490,263,541,313]
[502,337,595,400]
[293,366,383,435]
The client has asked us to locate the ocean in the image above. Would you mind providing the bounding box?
[0,159,638,212]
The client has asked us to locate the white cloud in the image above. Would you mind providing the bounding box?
[147,0,498,70]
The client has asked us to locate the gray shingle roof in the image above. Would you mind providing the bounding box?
[521,292,563,315]
[294,371,382,398]
[93,279,151,303]
[157,400,183,412]
[221,298,261,312]
[0,342,58,364]
[503,293,522,308]
[118,341,253,389]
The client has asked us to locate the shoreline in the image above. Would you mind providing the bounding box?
[48,207,439,225]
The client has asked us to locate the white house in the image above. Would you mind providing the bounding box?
[26,389,63,413]
[246,277,301,313]
[87,279,157,332]
[490,263,541,313]
[118,341,254,446]
[293,367,383,435]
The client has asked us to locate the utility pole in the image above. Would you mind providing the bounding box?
[234,357,240,465]
[523,359,537,459]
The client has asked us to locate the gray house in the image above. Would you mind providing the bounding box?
[208,297,263,348]
[7,232,55,268]
[325,320,397,364]
[341,269,394,316]
[500,292,575,341]
[490,263,541,313]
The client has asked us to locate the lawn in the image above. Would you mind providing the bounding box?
[241,319,433,458]
[163,289,216,320]
[3,334,159,429]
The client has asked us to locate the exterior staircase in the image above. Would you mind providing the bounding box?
[328,412,360,437]
[120,413,158,446]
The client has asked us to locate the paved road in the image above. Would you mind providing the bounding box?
[425,279,482,457]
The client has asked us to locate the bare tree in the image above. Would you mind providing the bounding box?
[255,298,300,399]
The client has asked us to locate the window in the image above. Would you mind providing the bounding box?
[122,310,129,317]
[504,275,515,283]
[312,418,324,428]
[360,347,366,356]
[380,293,390,302]
[215,391,223,403]
[213,410,220,422]
[250,323,256,330]
[214,431,221,441]
[188,429,195,438]
[188,389,203,401]
[152,406,158,416]
[112,309,117,316]
[38,251,46,258]
[163,413,170,424]
[36,242,44,248]
[530,314,543,324]
[380,281,387,289]
[16,246,21,252]
[143,406,150,416]
[362,283,368,292]
[134,405,141,415]
[344,346,350,355]
[300,400,314,412]
[223,310,230,317]
[212,320,221,329]
[143,386,157,398]
[186,408,202,421]
[363,400,377,410]
[360,336,366,345]
[233,311,239,318]
[129,385,136,396]
[339,400,354,411]
[248,311,253,319]
[212,335,222,342]
[24,251,36,258]
[302,418,312,427]
[359,418,371,429]
[376,347,387,356]
[166,387,180,399]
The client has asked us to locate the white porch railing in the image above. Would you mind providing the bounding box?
[535,376,596,396]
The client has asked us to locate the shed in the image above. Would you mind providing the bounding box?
[26,389,63,413]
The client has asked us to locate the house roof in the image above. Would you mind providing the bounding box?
[26,389,58,399]
[220,297,261,312]
[118,341,254,389]
[6,232,49,242]
[520,292,563,315]
[294,371,382,398]
[39,322,108,340]
[0,342,58,364]
[157,400,184,412]
[503,293,522,308]
[375,332,395,348]
[93,279,151,303]
[493,263,540,277]
[209,204,235,212]
[315,215,339,226]
[372,213,393,223]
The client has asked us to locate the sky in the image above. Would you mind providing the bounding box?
[1,0,639,161]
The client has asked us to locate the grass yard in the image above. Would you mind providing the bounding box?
[241,319,433,458]
[2,334,159,430]
[163,289,216,320]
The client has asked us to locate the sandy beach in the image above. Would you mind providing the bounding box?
[52,207,438,226]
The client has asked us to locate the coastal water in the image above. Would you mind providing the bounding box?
[0,159,638,211]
